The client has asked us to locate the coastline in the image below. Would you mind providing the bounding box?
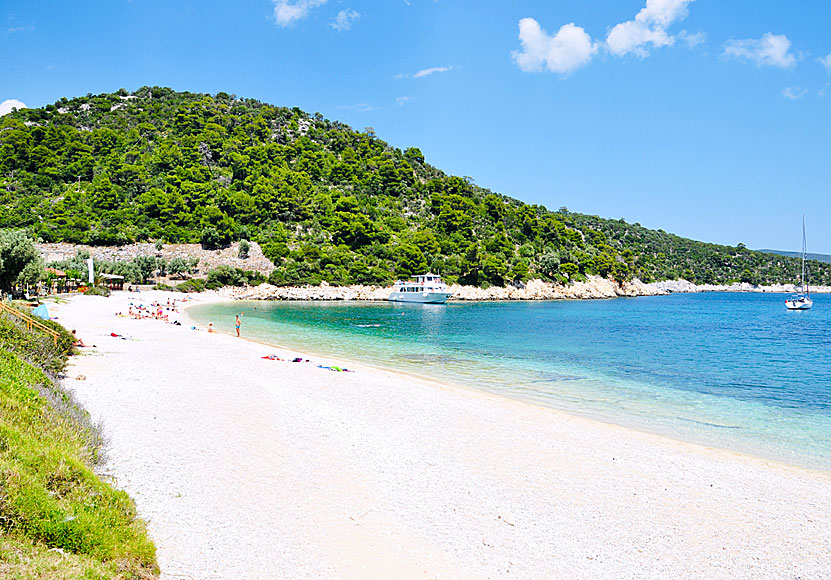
[213,276,831,302]
[53,291,831,579]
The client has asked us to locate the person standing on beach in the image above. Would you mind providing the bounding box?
[235,313,243,337]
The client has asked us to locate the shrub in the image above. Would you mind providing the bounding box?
[83,286,110,297]
[173,278,207,293]
[200,226,231,250]
[238,239,251,259]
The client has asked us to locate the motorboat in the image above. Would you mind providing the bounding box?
[388,273,453,304]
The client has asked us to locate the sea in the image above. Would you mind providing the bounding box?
[189,292,831,472]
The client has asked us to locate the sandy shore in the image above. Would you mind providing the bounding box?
[52,291,830,579]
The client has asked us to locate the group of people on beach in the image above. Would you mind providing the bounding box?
[117,298,182,322]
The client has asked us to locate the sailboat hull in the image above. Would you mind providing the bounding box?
[785,298,813,310]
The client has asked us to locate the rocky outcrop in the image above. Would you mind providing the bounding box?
[214,276,666,301]
[448,277,664,300]
[219,281,389,301]
[649,279,831,294]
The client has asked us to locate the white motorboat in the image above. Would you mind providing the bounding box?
[785,217,813,310]
[388,273,453,304]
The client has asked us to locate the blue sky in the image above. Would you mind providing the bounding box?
[2,1,830,252]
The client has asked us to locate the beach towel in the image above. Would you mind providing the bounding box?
[317,365,354,372]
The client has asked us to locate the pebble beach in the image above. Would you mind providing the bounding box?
[54,291,831,580]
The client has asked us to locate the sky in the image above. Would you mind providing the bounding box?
[2,0,830,253]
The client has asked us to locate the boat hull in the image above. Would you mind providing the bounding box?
[785,299,813,310]
[388,291,453,304]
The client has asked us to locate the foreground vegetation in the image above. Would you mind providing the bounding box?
[0,306,157,579]
[1,87,828,287]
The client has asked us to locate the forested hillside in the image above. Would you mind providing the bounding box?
[1,87,828,287]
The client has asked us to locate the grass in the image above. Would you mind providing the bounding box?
[0,308,158,579]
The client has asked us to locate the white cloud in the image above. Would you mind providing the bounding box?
[512,18,597,74]
[396,65,457,79]
[337,103,378,112]
[0,99,26,116]
[330,8,359,31]
[678,30,706,49]
[723,33,798,69]
[513,0,697,74]
[272,0,327,27]
[782,87,808,100]
[819,53,831,73]
[606,0,695,57]
[395,96,415,107]
[413,65,455,78]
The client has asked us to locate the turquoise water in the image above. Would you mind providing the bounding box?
[190,293,831,471]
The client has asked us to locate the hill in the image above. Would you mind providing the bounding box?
[758,249,831,264]
[1,87,829,287]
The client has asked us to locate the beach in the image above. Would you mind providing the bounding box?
[53,291,831,579]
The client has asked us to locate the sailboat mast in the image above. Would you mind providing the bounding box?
[801,215,808,295]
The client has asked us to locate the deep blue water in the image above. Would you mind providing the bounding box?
[190,293,831,471]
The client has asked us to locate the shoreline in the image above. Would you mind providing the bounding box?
[186,296,830,475]
[53,291,831,579]
[212,277,831,302]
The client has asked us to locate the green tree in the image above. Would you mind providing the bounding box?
[0,230,43,293]
[133,255,158,284]
[395,244,428,278]
[238,239,251,259]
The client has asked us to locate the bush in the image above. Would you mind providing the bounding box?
[200,226,231,250]
[83,286,110,297]
[238,239,251,259]
[0,308,74,374]
[173,278,207,293]
[260,240,289,265]
[205,266,266,289]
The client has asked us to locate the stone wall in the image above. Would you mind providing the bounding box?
[38,242,276,275]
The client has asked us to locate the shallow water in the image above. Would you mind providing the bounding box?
[190,293,831,471]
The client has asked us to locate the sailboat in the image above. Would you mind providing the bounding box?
[785,216,813,310]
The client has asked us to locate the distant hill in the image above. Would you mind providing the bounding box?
[758,250,831,264]
[2,87,830,287]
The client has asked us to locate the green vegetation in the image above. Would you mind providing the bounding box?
[46,251,199,287]
[759,249,831,264]
[0,230,44,294]
[0,306,157,579]
[155,265,265,292]
[83,286,111,297]
[1,87,828,287]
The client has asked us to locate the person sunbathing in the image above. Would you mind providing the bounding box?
[71,329,95,347]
